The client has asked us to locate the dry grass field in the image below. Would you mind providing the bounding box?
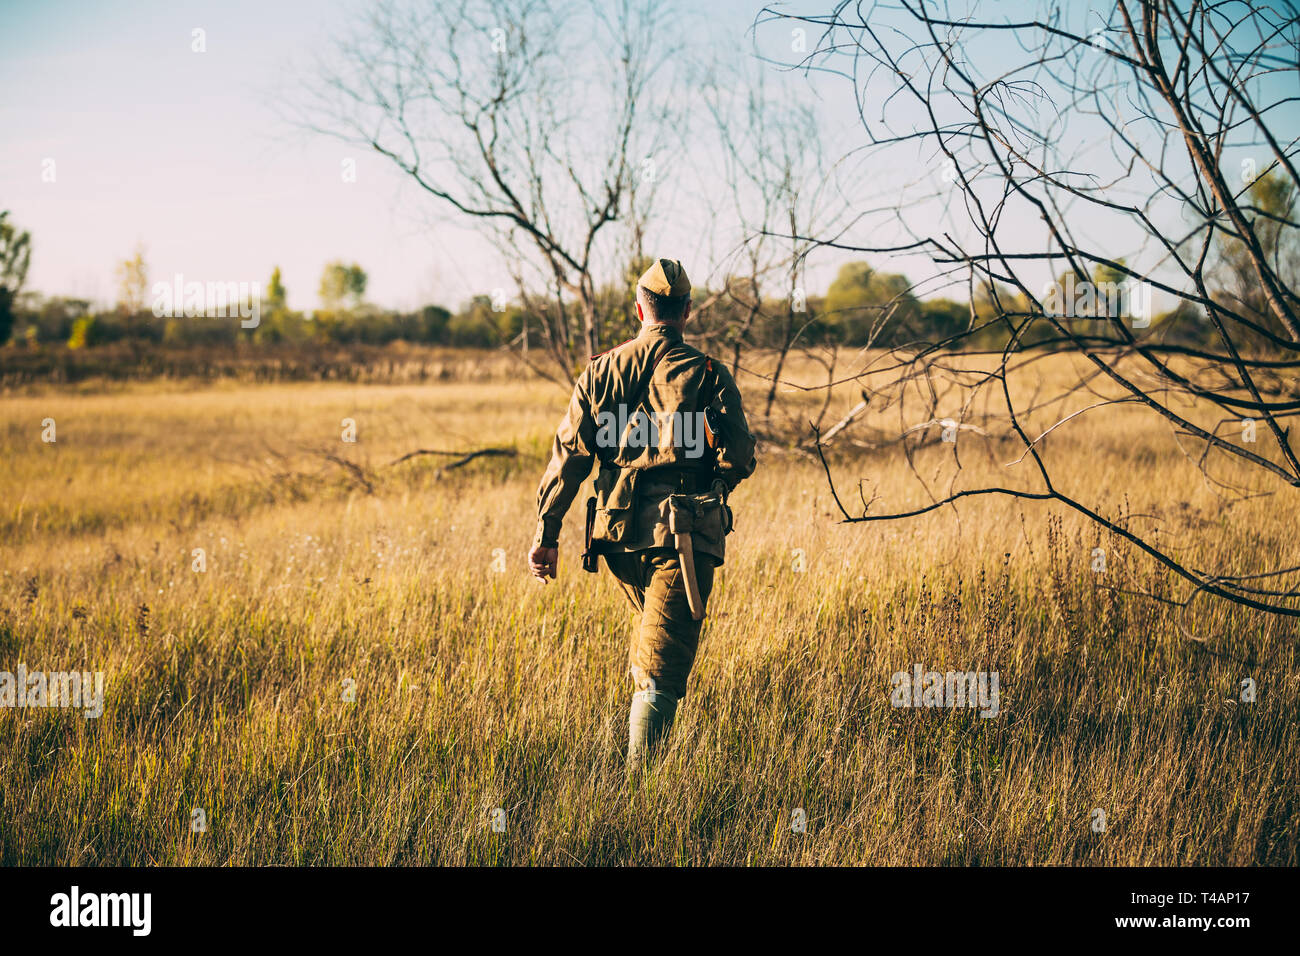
[1,349,1296,865]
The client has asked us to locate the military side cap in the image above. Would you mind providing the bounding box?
[639,258,691,297]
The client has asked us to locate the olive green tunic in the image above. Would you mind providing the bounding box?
[533,322,757,697]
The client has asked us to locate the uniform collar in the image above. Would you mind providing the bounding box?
[638,322,683,342]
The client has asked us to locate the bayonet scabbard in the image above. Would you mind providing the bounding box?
[581,495,599,573]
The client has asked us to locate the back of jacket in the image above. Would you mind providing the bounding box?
[533,323,757,562]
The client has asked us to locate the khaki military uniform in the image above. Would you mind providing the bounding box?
[533,322,757,699]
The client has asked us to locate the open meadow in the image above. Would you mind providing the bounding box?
[1,349,1296,865]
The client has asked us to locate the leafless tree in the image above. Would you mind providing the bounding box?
[299,0,680,381]
[760,0,1300,615]
[695,61,855,429]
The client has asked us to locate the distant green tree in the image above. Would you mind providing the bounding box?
[253,308,315,345]
[318,261,367,311]
[115,244,149,314]
[67,315,95,349]
[1216,169,1298,349]
[920,298,970,343]
[420,304,452,343]
[0,211,32,344]
[823,261,923,345]
[448,295,518,347]
[266,266,287,311]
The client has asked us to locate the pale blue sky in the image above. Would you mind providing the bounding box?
[2,0,1293,314]
[1,0,452,310]
[4,0,822,312]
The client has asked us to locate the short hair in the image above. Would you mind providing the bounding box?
[638,285,690,324]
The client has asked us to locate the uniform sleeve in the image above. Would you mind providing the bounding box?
[533,367,599,549]
[710,364,757,492]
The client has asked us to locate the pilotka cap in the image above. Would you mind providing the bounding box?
[638,258,691,297]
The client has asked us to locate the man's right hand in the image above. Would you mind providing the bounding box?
[528,546,558,582]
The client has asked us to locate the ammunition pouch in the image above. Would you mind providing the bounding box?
[658,489,731,559]
[593,462,733,559]
[592,464,641,545]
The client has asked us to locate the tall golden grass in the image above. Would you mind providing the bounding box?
[1,350,1295,864]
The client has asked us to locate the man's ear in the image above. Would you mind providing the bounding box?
[681,299,692,326]
[635,300,645,323]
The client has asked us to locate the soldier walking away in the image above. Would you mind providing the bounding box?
[527,258,757,771]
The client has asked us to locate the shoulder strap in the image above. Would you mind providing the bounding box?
[626,338,671,412]
[594,337,671,467]
[702,357,722,409]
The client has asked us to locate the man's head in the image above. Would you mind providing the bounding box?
[636,258,691,327]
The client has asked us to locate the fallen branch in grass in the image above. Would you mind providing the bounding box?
[324,453,375,494]
[317,446,518,494]
[818,398,869,446]
[387,447,517,470]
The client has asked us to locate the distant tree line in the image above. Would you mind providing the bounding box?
[3,245,1239,355]
[3,255,531,351]
[4,171,1288,357]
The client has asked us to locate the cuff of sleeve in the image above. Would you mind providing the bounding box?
[533,517,561,550]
